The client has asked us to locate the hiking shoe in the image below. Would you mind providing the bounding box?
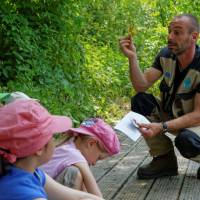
[137,150,178,179]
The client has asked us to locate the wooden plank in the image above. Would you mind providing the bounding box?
[92,131,200,200]
[112,150,189,200]
[91,136,143,181]
[97,138,149,200]
[112,157,154,200]
[179,160,200,200]
[117,131,130,143]
[145,151,189,200]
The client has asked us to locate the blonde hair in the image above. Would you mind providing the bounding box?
[80,135,107,153]
[56,133,107,153]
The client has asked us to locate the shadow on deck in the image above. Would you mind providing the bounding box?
[91,133,200,200]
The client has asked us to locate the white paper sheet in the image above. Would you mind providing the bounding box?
[114,111,150,141]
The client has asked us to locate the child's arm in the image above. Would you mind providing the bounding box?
[74,162,103,198]
[45,173,104,200]
[82,183,87,192]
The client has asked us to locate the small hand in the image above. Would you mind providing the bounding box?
[138,122,163,138]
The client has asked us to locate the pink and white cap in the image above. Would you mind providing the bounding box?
[69,118,120,155]
[0,99,72,163]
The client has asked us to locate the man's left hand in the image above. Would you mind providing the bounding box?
[138,122,163,138]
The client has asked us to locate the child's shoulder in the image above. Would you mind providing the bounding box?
[0,167,47,199]
[55,138,80,156]
[55,134,72,147]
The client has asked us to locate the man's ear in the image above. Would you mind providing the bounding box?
[191,31,199,41]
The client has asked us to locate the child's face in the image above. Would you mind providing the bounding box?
[42,137,55,164]
[83,139,109,166]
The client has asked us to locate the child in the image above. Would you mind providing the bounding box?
[41,118,120,197]
[0,99,104,200]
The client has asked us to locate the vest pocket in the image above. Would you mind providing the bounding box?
[176,89,196,100]
[159,79,171,92]
[160,79,173,113]
[174,93,194,117]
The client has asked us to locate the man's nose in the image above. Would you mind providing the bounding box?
[168,32,174,40]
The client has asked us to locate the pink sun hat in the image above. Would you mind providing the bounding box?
[0,99,72,163]
[69,118,120,155]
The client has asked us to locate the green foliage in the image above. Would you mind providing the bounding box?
[0,0,94,123]
[1,0,200,123]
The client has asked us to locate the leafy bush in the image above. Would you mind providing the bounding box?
[0,0,200,124]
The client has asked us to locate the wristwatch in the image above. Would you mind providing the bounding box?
[162,122,168,133]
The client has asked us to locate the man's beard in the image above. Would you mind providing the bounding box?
[168,41,188,56]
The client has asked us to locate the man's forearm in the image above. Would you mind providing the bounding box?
[166,111,200,133]
[129,58,149,92]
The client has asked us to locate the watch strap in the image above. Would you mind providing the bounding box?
[162,122,168,133]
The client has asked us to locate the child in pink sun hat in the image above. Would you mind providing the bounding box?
[41,118,120,197]
[0,99,105,200]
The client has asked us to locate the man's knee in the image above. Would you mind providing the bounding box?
[131,92,150,112]
[131,92,146,106]
[175,130,200,159]
[131,92,158,116]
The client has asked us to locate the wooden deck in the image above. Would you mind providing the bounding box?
[91,132,200,200]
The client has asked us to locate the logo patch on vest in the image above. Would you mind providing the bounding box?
[164,71,171,78]
[183,78,191,89]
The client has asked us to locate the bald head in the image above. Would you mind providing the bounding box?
[173,14,199,33]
